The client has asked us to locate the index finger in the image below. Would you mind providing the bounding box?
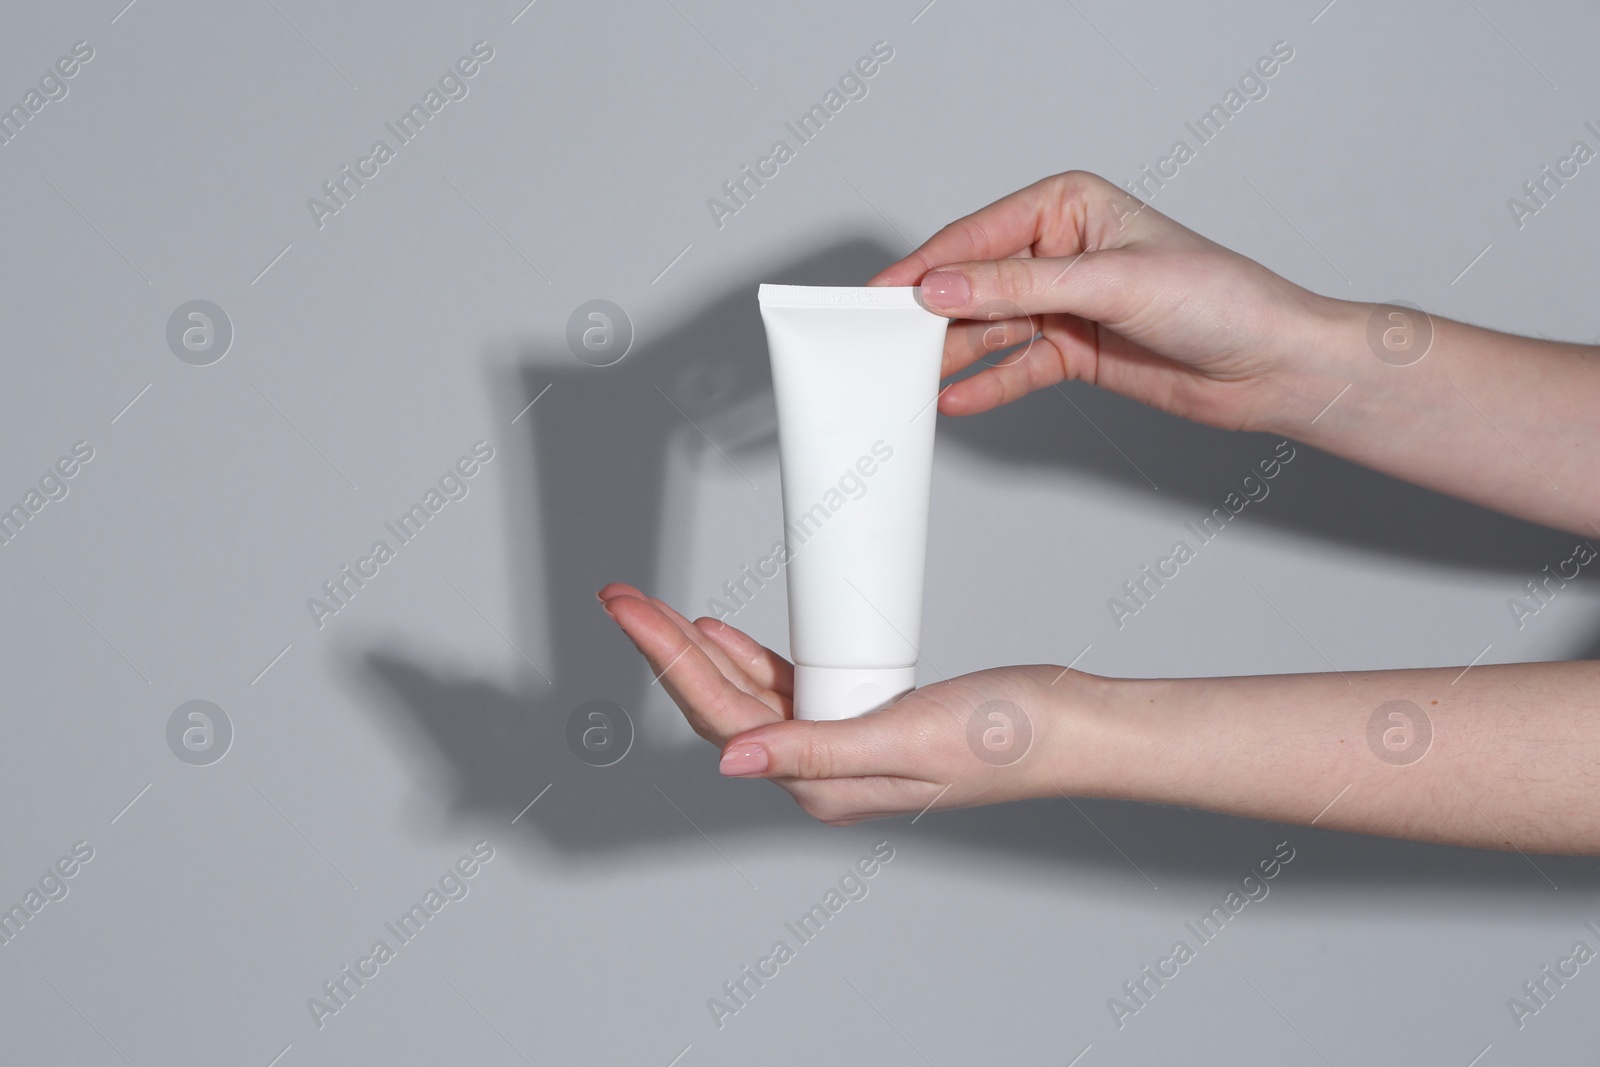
[867,173,1076,287]
[603,593,783,742]
[868,170,1146,288]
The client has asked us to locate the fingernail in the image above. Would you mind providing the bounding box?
[919,269,970,309]
[600,599,619,623]
[719,742,768,777]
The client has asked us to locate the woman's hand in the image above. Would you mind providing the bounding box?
[591,174,1600,852]
[870,169,1334,432]
[598,586,1600,853]
[598,583,1093,826]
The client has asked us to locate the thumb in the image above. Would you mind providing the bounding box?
[718,714,919,781]
[917,252,1134,325]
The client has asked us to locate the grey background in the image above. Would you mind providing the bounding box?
[2,0,1598,1063]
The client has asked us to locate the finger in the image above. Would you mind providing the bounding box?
[941,314,1042,377]
[647,596,767,702]
[603,586,758,698]
[868,175,1073,288]
[940,330,1077,417]
[918,251,1135,326]
[603,594,783,740]
[693,616,794,697]
[869,170,1144,289]
[716,705,948,782]
[598,581,647,603]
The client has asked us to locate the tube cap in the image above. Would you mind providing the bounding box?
[793,665,916,721]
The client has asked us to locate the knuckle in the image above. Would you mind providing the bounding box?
[795,726,833,780]
[1048,170,1082,194]
[1055,169,1108,197]
[991,257,1036,302]
[952,215,994,261]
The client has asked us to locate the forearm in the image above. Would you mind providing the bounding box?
[1067,661,1600,854]
[1268,298,1600,537]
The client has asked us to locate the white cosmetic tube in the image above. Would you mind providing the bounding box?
[758,284,947,720]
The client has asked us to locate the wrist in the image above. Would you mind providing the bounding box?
[1030,669,1161,802]
[1249,291,1371,436]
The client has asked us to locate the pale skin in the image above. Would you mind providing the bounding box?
[600,170,1600,856]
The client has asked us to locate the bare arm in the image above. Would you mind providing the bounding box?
[867,171,1600,537]
[1271,303,1600,537]
[1078,660,1600,855]
[599,587,1600,856]
[600,170,1600,857]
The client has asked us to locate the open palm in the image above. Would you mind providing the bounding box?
[598,583,1074,825]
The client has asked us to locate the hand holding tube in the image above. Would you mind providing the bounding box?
[600,170,1600,852]
[598,584,1075,824]
[599,585,1600,853]
[875,168,1600,536]
[870,169,1330,432]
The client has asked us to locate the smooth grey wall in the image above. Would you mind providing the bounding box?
[2,1,1598,1063]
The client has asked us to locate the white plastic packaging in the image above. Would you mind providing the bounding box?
[757,284,947,720]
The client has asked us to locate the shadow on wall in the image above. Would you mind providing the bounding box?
[350,236,1600,894]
